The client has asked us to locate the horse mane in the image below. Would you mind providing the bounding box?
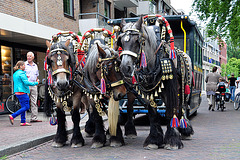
[84,43,118,74]
[141,25,158,69]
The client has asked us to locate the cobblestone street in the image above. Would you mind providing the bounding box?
[4,94,240,160]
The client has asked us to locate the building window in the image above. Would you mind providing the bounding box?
[64,0,74,17]
[105,0,111,18]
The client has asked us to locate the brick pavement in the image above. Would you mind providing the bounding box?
[0,111,90,157]
[1,94,240,159]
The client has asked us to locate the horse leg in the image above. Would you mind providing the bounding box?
[124,92,137,139]
[143,105,164,150]
[164,123,183,150]
[52,108,67,147]
[110,123,125,147]
[85,108,95,137]
[91,106,106,149]
[70,107,85,148]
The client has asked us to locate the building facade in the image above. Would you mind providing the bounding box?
[0,0,80,114]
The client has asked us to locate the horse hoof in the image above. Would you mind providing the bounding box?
[71,143,83,148]
[181,135,192,140]
[91,142,104,149]
[164,144,179,150]
[110,141,122,147]
[144,144,158,150]
[52,142,64,148]
[125,134,137,139]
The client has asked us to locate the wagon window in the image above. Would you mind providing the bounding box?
[64,0,74,17]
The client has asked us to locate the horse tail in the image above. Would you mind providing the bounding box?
[164,59,179,118]
[108,96,119,136]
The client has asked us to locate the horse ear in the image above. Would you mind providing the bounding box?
[65,39,70,47]
[96,43,106,58]
[120,18,126,30]
[46,40,51,49]
[135,16,143,30]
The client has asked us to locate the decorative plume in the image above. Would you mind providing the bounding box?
[180,116,187,128]
[170,115,179,128]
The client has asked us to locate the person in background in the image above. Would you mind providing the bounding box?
[9,61,39,126]
[228,73,237,102]
[25,51,42,122]
[205,66,223,111]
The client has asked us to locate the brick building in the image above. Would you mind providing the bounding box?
[0,0,80,114]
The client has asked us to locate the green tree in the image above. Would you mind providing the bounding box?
[192,0,240,47]
[227,40,240,59]
[222,58,240,78]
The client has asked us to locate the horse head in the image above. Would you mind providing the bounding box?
[85,43,126,101]
[117,17,143,78]
[46,40,75,91]
[117,17,157,80]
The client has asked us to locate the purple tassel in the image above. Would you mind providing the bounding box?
[140,52,147,68]
[180,116,187,128]
[50,115,57,125]
[101,78,106,94]
[170,115,179,128]
[48,70,53,85]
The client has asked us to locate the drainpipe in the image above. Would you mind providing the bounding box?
[35,0,38,23]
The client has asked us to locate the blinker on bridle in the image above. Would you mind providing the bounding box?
[97,55,124,93]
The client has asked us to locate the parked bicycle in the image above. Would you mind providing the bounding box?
[233,92,240,110]
[6,93,21,113]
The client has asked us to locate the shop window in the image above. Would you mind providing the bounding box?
[0,46,12,103]
[64,0,74,17]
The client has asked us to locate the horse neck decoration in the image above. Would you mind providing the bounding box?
[84,42,126,102]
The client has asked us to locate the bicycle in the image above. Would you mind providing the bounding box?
[233,92,240,110]
[5,93,21,113]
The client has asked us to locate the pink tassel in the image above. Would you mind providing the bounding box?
[170,115,179,128]
[140,52,147,68]
[132,75,137,84]
[180,116,187,128]
[101,78,106,94]
[48,70,53,85]
[69,67,72,80]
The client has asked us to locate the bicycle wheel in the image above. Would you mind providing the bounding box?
[233,94,240,110]
[6,94,21,113]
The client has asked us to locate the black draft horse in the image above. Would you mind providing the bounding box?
[116,17,194,150]
[45,37,126,148]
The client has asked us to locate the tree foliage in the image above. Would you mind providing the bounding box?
[192,0,240,47]
[221,58,240,78]
[226,40,240,59]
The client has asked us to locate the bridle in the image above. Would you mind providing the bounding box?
[49,47,72,77]
[47,44,74,105]
[119,28,143,60]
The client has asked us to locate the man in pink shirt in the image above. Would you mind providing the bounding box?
[25,51,42,122]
